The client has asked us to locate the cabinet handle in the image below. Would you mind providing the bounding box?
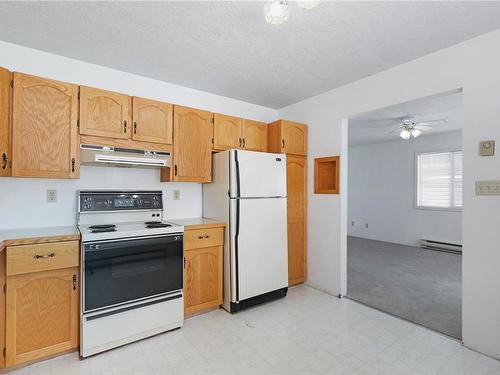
[133,122,137,134]
[33,252,55,259]
[1,153,8,170]
[71,158,76,172]
[282,139,285,149]
[238,138,242,148]
[198,235,210,239]
[174,164,178,176]
[123,120,128,133]
[184,257,186,269]
[72,275,77,290]
[242,138,245,148]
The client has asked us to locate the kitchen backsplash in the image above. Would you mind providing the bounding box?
[0,165,202,230]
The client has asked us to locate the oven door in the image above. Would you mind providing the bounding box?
[83,234,183,312]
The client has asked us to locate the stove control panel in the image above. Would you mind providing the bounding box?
[79,191,163,212]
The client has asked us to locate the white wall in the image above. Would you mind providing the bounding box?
[279,29,500,359]
[348,131,462,247]
[0,41,277,230]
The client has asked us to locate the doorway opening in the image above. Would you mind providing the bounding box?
[345,89,463,339]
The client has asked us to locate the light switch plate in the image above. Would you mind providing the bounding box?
[173,190,180,200]
[475,180,500,196]
[46,189,57,203]
[479,140,495,156]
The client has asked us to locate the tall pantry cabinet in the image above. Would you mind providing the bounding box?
[268,120,308,286]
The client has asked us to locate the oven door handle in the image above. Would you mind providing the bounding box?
[85,235,183,252]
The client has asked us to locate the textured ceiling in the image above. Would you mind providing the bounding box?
[349,90,463,146]
[0,2,499,108]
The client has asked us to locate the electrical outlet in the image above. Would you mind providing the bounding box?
[365,223,369,229]
[173,190,180,200]
[46,189,57,203]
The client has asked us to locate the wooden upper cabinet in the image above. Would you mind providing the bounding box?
[241,119,267,152]
[213,113,241,151]
[0,67,11,177]
[268,119,307,156]
[286,155,307,285]
[79,86,130,140]
[132,97,173,144]
[170,105,213,182]
[12,73,79,179]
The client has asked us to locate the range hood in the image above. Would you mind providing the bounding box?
[80,144,170,168]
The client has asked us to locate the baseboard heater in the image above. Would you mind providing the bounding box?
[420,239,462,254]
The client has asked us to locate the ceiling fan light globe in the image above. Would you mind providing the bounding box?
[411,129,422,138]
[264,1,290,25]
[400,129,411,140]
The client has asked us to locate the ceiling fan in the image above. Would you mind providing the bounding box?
[368,117,448,140]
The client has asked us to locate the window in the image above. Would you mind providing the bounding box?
[417,151,462,209]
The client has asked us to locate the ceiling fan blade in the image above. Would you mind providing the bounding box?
[415,125,432,131]
[416,119,448,126]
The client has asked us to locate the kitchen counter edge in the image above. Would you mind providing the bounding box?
[0,225,81,252]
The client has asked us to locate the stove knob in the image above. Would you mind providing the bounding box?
[137,199,143,205]
[104,199,112,206]
[84,203,91,209]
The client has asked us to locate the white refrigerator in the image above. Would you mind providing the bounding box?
[203,150,288,312]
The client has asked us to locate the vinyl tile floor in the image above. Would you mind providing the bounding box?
[347,236,462,339]
[8,286,498,375]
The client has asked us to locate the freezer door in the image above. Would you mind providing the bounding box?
[231,197,288,302]
[230,150,287,198]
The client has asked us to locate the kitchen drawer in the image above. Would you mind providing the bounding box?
[184,228,223,250]
[6,241,79,276]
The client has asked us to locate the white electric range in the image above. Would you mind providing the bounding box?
[77,190,184,357]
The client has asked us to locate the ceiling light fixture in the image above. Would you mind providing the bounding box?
[411,129,422,138]
[400,129,411,140]
[264,1,290,26]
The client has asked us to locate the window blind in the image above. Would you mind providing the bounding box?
[417,151,462,209]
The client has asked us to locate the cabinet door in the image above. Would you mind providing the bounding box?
[282,120,307,156]
[0,251,5,368]
[213,113,241,151]
[80,86,130,139]
[241,119,267,152]
[184,246,222,315]
[132,97,173,144]
[171,105,213,182]
[12,73,79,179]
[286,155,307,285]
[6,267,78,366]
[0,67,11,177]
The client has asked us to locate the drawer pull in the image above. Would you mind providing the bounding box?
[198,235,210,239]
[33,252,55,259]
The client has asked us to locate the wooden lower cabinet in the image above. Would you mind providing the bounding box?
[4,240,79,368]
[183,226,223,316]
[6,266,79,367]
[286,155,307,285]
[0,251,5,368]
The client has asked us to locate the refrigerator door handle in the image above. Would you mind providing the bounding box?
[235,150,241,198]
[234,199,240,301]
